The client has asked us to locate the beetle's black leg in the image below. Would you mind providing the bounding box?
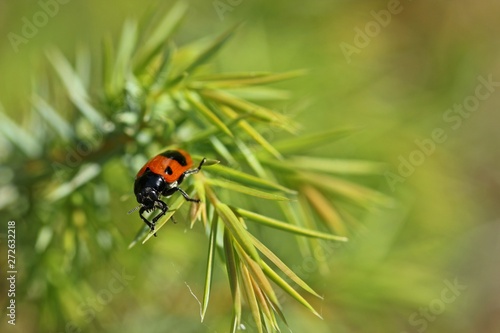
[139,206,156,236]
[145,200,167,237]
[173,186,200,203]
[152,200,168,224]
[183,158,206,176]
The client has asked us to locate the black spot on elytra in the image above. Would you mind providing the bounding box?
[165,166,173,175]
[160,150,188,166]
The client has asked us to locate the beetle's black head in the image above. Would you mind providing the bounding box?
[136,187,159,209]
[134,170,166,209]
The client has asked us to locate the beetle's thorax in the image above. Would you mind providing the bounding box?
[134,170,167,208]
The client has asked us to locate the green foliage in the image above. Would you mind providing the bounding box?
[0,4,389,332]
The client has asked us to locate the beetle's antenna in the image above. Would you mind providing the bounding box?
[127,204,142,214]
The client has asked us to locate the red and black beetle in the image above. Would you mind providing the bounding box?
[133,149,205,235]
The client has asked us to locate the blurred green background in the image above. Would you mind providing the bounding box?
[1,0,500,332]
